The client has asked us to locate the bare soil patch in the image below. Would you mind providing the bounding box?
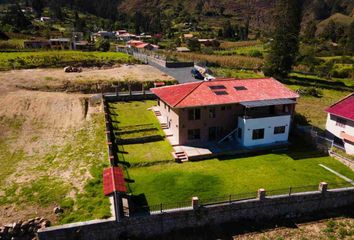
[0,64,174,94]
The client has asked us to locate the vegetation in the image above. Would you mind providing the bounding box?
[0,114,111,224]
[109,101,354,207]
[263,0,303,78]
[0,51,135,71]
[109,101,173,165]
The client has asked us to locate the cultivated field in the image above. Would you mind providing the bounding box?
[109,101,354,208]
[0,51,136,71]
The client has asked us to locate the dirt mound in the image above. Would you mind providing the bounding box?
[0,90,92,154]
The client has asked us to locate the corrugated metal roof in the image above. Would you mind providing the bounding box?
[240,98,296,108]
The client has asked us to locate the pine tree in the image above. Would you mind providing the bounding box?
[263,0,304,78]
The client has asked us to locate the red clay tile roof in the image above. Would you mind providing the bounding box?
[151,78,299,108]
[326,93,354,121]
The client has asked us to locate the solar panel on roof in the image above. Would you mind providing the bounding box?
[234,86,247,90]
[214,91,228,95]
[209,85,226,90]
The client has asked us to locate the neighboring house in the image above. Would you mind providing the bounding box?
[92,31,116,41]
[73,41,92,50]
[24,40,50,49]
[325,93,354,155]
[126,40,144,48]
[135,43,159,51]
[151,78,299,147]
[49,38,72,50]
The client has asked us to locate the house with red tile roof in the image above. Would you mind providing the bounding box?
[151,78,299,156]
[325,93,354,155]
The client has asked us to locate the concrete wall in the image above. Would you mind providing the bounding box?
[157,100,180,143]
[38,188,354,240]
[238,115,291,147]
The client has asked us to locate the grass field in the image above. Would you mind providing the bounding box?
[287,84,351,129]
[109,101,354,207]
[0,51,135,71]
[109,101,173,165]
[0,113,111,224]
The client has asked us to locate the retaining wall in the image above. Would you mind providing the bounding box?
[38,188,354,240]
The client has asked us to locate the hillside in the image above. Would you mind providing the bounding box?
[0,0,353,38]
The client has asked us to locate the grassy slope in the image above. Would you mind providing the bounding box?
[109,101,354,207]
[0,51,135,71]
[0,114,111,224]
[287,84,351,129]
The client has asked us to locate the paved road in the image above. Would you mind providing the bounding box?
[147,60,196,84]
[131,51,197,84]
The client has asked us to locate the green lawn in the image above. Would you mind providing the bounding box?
[109,101,173,165]
[109,101,354,208]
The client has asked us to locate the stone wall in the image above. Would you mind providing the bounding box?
[38,188,354,240]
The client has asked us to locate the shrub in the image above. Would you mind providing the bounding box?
[248,50,263,58]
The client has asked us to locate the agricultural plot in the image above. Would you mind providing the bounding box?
[0,51,135,71]
[109,100,354,208]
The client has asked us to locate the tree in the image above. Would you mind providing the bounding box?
[95,38,110,52]
[263,0,304,78]
[49,0,64,20]
[186,38,201,51]
[222,20,234,39]
[32,0,44,17]
[321,20,337,42]
[2,4,32,32]
[303,22,317,42]
[346,21,354,54]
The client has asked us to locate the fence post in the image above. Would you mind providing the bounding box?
[192,197,199,209]
[160,203,163,213]
[258,188,266,201]
[229,194,231,204]
[319,182,328,194]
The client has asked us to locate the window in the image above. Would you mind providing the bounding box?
[238,128,242,139]
[234,86,247,91]
[209,107,216,118]
[274,126,286,134]
[208,127,223,141]
[252,129,264,140]
[188,108,201,120]
[214,91,228,95]
[226,105,232,110]
[221,106,226,111]
[336,118,346,128]
[157,100,160,106]
[188,129,200,140]
[168,106,170,112]
[209,85,226,90]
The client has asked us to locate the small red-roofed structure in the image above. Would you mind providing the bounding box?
[103,167,126,196]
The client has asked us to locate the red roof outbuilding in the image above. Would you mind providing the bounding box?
[103,167,126,196]
[151,78,299,108]
[326,93,354,121]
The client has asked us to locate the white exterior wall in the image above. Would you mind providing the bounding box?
[326,113,354,155]
[238,115,291,147]
[344,142,354,155]
[325,114,354,138]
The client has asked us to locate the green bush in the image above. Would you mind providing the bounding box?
[248,50,263,58]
